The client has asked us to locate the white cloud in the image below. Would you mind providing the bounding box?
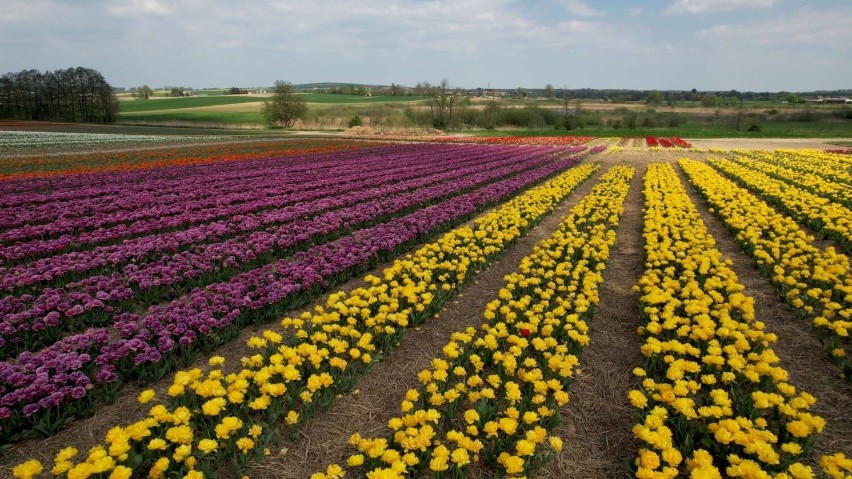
[106,0,172,17]
[697,7,852,47]
[558,20,602,34]
[5,0,847,91]
[0,3,51,24]
[665,0,774,15]
[558,0,606,17]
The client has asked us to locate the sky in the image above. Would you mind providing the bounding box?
[0,0,850,92]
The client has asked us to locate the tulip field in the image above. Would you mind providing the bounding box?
[0,137,850,479]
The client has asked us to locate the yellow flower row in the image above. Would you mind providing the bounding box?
[11,163,600,479]
[707,157,851,252]
[728,151,852,208]
[679,159,850,377]
[315,165,634,479]
[631,162,824,479]
[736,149,852,186]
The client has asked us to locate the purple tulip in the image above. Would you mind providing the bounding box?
[0,143,597,442]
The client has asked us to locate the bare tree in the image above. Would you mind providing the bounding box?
[428,79,455,129]
[544,84,554,99]
[133,85,153,100]
[261,81,307,128]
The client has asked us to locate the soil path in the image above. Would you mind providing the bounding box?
[536,153,649,479]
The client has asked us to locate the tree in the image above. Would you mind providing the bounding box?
[544,84,554,99]
[390,83,405,96]
[133,85,153,100]
[736,96,745,131]
[482,99,499,130]
[261,81,307,128]
[646,90,663,106]
[561,86,577,130]
[784,93,799,104]
[428,79,459,130]
[701,94,718,108]
[0,67,117,123]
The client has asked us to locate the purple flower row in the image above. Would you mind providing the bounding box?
[0,151,584,439]
[0,141,387,208]
[0,144,462,240]
[0,145,504,262]
[0,146,552,289]
[0,147,561,356]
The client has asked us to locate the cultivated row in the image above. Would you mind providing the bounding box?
[321,165,634,478]
[680,159,851,378]
[0,147,565,357]
[7,161,600,477]
[632,162,824,479]
[0,152,592,445]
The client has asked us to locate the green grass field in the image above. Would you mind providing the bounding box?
[119,94,428,115]
[115,93,851,137]
[118,110,266,124]
[119,96,264,113]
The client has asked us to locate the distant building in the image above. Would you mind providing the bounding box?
[806,96,852,104]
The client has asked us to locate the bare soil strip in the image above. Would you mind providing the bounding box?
[675,164,852,465]
[536,154,648,479]
[249,166,610,479]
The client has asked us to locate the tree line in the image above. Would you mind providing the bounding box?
[0,67,118,123]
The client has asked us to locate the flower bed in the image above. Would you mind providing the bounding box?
[728,151,852,208]
[707,157,851,253]
[631,162,825,478]
[435,136,596,146]
[1,145,504,261]
[680,159,850,378]
[0,147,565,358]
[321,165,634,479]
[0,152,596,444]
[740,149,852,186]
[9,162,600,477]
[0,138,375,181]
[644,137,692,148]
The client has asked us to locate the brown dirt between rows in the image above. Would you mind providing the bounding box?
[3,148,850,479]
[535,153,650,479]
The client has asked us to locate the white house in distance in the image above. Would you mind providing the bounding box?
[806,96,852,104]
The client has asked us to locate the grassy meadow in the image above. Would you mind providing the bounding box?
[114,93,852,138]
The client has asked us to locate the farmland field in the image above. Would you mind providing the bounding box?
[1,136,850,479]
